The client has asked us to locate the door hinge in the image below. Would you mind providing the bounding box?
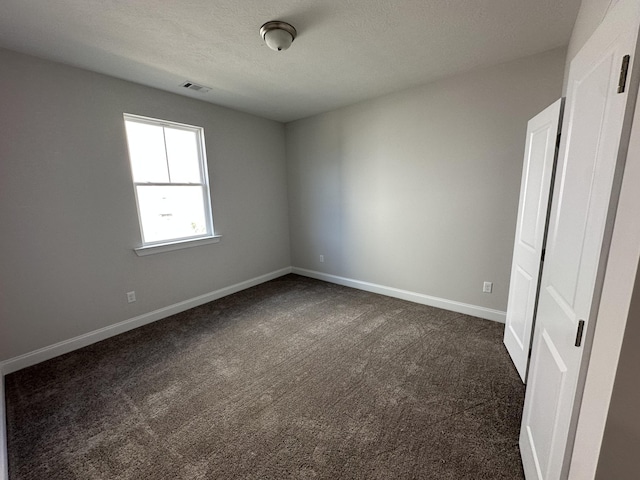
[575,320,586,347]
[541,249,546,262]
[618,55,631,93]
[555,132,562,149]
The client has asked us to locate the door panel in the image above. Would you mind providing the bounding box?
[510,266,534,347]
[520,130,555,249]
[548,57,616,308]
[519,0,640,478]
[504,99,563,382]
[525,330,568,479]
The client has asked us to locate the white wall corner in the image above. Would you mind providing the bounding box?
[291,267,506,323]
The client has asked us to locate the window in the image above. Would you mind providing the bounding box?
[123,114,218,254]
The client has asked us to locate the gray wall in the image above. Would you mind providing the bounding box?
[596,257,640,478]
[0,48,291,361]
[285,48,566,313]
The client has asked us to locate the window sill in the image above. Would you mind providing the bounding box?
[134,235,221,256]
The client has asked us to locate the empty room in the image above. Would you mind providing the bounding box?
[1,1,640,479]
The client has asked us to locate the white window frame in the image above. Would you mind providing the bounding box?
[123,113,220,256]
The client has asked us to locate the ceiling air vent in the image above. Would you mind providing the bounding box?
[181,81,211,93]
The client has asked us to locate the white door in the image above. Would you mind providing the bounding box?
[520,0,640,478]
[504,99,563,383]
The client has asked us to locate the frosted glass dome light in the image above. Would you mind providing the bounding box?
[260,21,297,52]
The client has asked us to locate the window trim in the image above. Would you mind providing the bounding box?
[134,234,221,256]
[123,113,217,252]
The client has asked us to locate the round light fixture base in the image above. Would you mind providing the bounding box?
[260,21,297,52]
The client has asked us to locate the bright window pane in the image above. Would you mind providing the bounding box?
[136,186,208,243]
[125,121,169,183]
[165,128,201,183]
[124,114,214,247]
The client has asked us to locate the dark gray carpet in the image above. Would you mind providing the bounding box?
[6,274,525,479]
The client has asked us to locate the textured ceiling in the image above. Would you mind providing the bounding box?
[0,0,581,122]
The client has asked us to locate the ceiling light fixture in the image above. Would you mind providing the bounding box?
[260,21,297,52]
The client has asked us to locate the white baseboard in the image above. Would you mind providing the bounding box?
[0,366,7,480]
[0,267,292,480]
[0,265,502,480]
[292,267,506,324]
[0,267,292,376]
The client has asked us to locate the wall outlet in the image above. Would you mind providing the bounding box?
[319,254,325,263]
[483,282,493,293]
[127,291,136,303]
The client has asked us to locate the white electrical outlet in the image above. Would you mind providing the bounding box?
[483,282,493,293]
[127,291,136,303]
[319,255,325,263]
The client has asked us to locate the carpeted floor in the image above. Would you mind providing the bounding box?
[6,274,525,479]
